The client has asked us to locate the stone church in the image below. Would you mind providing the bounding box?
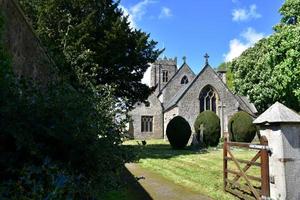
[129,55,257,140]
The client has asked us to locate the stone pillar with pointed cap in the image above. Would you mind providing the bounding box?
[254,102,300,200]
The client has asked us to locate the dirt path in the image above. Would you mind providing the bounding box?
[125,163,212,200]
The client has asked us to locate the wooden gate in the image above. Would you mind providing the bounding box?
[223,136,270,200]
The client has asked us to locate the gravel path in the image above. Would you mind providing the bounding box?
[125,163,212,200]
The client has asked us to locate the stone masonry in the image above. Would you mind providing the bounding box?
[0,0,57,85]
[130,56,257,139]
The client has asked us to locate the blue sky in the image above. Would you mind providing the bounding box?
[119,0,284,83]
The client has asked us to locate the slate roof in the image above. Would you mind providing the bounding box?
[164,82,192,110]
[163,64,210,111]
[163,64,257,116]
[254,102,300,124]
[158,62,195,96]
[235,95,258,115]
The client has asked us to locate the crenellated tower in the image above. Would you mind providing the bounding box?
[150,57,177,91]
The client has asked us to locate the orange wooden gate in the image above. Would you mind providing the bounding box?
[223,136,270,200]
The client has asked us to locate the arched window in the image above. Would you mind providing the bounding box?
[199,85,218,113]
[181,76,189,84]
[162,70,169,82]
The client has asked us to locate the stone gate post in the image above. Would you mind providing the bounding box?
[254,102,300,200]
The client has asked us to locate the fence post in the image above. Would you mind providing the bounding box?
[260,136,270,198]
[223,136,228,191]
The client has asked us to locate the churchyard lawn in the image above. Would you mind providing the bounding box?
[123,139,260,200]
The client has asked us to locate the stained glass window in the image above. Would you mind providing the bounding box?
[199,86,218,113]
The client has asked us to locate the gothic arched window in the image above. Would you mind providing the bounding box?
[199,85,218,113]
[181,76,189,84]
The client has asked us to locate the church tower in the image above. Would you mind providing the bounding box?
[150,57,177,91]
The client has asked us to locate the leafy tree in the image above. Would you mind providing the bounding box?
[229,0,300,112]
[19,0,162,107]
[0,10,134,198]
[278,0,300,24]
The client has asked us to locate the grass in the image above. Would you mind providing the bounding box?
[124,139,261,200]
[102,189,135,200]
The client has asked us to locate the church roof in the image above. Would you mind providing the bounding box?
[164,82,192,110]
[164,64,257,115]
[163,64,211,111]
[253,102,300,124]
[158,62,195,96]
[234,95,258,116]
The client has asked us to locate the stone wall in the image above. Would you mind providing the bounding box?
[0,0,57,85]
[150,58,177,90]
[177,66,239,133]
[129,93,163,139]
[161,63,196,105]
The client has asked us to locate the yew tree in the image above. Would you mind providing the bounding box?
[19,0,161,107]
[229,0,300,112]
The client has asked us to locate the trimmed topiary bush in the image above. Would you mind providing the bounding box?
[194,111,220,147]
[166,116,192,149]
[228,111,257,142]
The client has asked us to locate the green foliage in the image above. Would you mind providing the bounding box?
[229,0,300,112]
[0,75,131,198]
[194,111,220,147]
[166,116,191,149]
[0,159,93,200]
[279,0,300,24]
[19,0,162,107]
[228,111,257,142]
[0,12,12,82]
[0,11,134,198]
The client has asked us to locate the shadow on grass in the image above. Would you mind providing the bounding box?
[124,142,209,161]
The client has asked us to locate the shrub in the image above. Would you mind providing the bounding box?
[166,116,191,149]
[0,12,133,197]
[228,111,257,142]
[194,111,220,147]
[0,159,93,200]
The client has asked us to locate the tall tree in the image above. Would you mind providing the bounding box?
[229,0,300,112]
[19,0,161,107]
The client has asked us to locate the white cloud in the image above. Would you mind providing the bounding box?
[224,28,264,62]
[130,0,155,21]
[119,6,137,29]
[242,27,264,44]
[159,7,172,19]
[232,4,261,22]
[232,0,240,3]
[119,0,155,29]
[141,66,151,86]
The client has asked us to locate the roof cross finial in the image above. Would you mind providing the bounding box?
[183,56,187,64]
[204,53,209,65]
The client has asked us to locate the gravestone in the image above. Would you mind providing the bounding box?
[191,124,204,148]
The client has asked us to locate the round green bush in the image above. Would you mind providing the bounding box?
[228,111,257,142]
[194,111,220,147]
[166,116,192,149]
